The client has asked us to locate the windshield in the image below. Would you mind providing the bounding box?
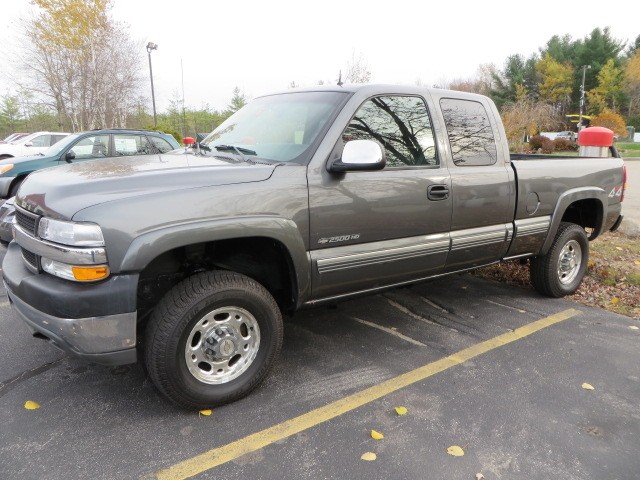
[201,91,348,163]
[42,133,82,156]
[11,132,40,145]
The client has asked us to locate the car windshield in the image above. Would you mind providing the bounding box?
[201,91,348,163]
[42,133,82,156]
[10,132,40,145]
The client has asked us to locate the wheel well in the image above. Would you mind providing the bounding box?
[561,199,603,239]
[9,175,26,196]
[136,237,297,324]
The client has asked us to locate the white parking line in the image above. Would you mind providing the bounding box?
[485,299,527,313]
[418,295,450,314]
[384,297,440,326]
[349,316,426,347]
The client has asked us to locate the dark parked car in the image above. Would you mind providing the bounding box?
[0,129,180,199]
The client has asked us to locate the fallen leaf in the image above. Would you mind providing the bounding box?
[629,326,639,330]
[24,400,40,410]
[395,406,408,416]
[447,445,464,457]
[611,297,620,305]
[199,409,213,417]
[615,246,623,251]
[634,261,640,266]
[476,474,485,480]
[361,452,377,461]
[370,430,384,440]
[588,261,595,268]
[582,383,595,390]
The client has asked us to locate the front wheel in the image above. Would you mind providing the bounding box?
[144,270,283,409]
[530,222,589,298]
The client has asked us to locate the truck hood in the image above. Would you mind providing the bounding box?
[16,151,278,219]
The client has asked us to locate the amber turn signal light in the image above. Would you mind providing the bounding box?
[71,266,110,282]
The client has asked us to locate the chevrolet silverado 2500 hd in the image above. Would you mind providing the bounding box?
[3,85,625,409]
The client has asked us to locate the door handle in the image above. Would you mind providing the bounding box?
[427,185,449,201]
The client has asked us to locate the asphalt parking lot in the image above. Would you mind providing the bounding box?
[1,245,639,480]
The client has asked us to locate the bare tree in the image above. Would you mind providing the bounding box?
[501,91,563,145]
[344,52,372,84]
[19,0,143,131]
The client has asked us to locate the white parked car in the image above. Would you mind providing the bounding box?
[0,131,70,159]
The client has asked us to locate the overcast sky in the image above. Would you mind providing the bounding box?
[1,0,638,113]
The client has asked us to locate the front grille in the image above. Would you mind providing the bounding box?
[16,208,39,236]
[21,247,39,271]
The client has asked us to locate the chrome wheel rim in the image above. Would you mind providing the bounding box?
[557,240,582,285]
[185,306,260,384]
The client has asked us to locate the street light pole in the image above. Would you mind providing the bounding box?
[578,64,591,130]
[146,42,158,127]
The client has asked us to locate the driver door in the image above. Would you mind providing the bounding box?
[307,95,452,300]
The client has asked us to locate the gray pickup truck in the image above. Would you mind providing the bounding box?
[3,85,625,409]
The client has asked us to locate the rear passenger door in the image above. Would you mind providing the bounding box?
[438,97,515,271]
[308,95,452,299]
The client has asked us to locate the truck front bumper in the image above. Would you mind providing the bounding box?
[3,241,138,365]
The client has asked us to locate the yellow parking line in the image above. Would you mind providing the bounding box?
[154,308,580,480]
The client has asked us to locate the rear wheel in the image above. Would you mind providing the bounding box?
[144,270,283,409]
[530,222,589,297]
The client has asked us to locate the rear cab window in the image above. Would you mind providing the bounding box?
[439,98,497,167]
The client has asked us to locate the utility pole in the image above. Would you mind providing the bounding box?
[578,64,591,130]
[146,42,158,127]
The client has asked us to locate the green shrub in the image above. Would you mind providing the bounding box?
[144,124,183,144]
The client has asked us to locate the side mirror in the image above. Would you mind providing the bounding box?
[328,139,386,173]
[24,142,33,147]
[65,151,76,161]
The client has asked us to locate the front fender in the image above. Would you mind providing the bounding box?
[118,215,311,306]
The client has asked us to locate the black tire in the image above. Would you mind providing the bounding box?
[530,222,589,298]
[144,270,283,410]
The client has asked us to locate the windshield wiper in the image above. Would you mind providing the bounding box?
[214,145,257,156]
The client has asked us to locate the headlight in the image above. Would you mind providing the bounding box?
[0,164,14,174]
[38,218,105,246]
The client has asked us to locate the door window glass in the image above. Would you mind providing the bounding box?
[114,134,152,156]
[30,135,51,147]
[68,135,110,159]
[342,96,437,168]
[439,98,497,166]
[149,136,174,153]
